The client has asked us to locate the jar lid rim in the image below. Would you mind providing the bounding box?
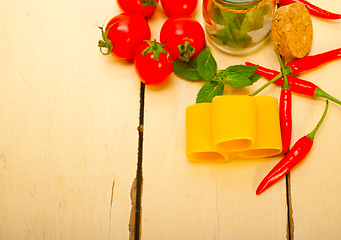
[211,0,268,11]
[219,0,264,4]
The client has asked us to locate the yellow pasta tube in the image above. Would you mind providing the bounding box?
[212,95,257,152]
[186,103,228,162]
[239,96,282,158]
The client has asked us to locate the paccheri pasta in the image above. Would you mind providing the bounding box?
[186,95,282,162]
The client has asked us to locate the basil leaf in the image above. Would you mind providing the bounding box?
[233,29,252,47]
[220,9,245,30]
[224,65,258,78]
[213,28,234,46]
[225,73,252,88]
[196,80,224,103]
[209,5,224,25]
[173,58,202,81]
[197,49,217,81]
[213,13,252,48]
[240,4,270,33]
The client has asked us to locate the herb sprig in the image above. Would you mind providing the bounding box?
[173,47,261,103]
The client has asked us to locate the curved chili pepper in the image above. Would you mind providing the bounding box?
[256,100,329,195]
[287,48,341,74]
[276,50,292,154]
[245,62,341,105]
[278,0,341,20]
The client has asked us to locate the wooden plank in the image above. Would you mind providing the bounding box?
[0,1,140,239]
[288,0,341,239]
[141,3,288,239]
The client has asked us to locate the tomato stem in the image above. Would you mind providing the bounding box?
[142,0,157,7]
[178,41,195,62]
[275,49,290,90]
[97,21,120,55]
[152,40,158,50]
[141,40,171,62]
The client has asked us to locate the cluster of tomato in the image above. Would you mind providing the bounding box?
[98,0,206,86]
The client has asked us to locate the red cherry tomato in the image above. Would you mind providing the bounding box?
[116,0,159,18]
[160,0,198,16]
[160,15,205,61]
[134,41,174,86]
[98,13,151,59]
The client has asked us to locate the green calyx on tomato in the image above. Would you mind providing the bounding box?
[97,21,120,55]
[141,40,171,62]
[178,41,195,62]
[142,0,158,7]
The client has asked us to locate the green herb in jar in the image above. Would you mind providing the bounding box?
[203,0,276,55]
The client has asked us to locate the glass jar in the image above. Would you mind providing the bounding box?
[203,0,277,55]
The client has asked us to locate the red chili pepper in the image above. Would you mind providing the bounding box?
[276,50,292,154]
[250,48,341,96]
[278,0,341,20]
[256,100,329,195]
[287,48,341,74]
[280,89,292,154]
[246,62,341,105]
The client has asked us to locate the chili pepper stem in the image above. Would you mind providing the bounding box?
[315,88,341,105]
[306,100,329,141]
[250,65,292,96]
[275,49,290,89]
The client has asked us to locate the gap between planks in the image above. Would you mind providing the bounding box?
[286,173,294,240]
[129,82,145,240]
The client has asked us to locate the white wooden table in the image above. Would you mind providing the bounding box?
[1,0,341,239]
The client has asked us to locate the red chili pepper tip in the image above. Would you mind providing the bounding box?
[287,48,341,74]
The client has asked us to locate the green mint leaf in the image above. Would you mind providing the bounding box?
[210,75,222,82]
[225,73,252,88]
[224,65,258,78]
[249,73,261,84]
[196,80,224,103]
[197,49,217,81]
[173,58,202,81]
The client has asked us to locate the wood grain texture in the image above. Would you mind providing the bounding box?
[141,3,288,240]
[287,1,341,239]
[1,0,341,239]
[0,0,140,239]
